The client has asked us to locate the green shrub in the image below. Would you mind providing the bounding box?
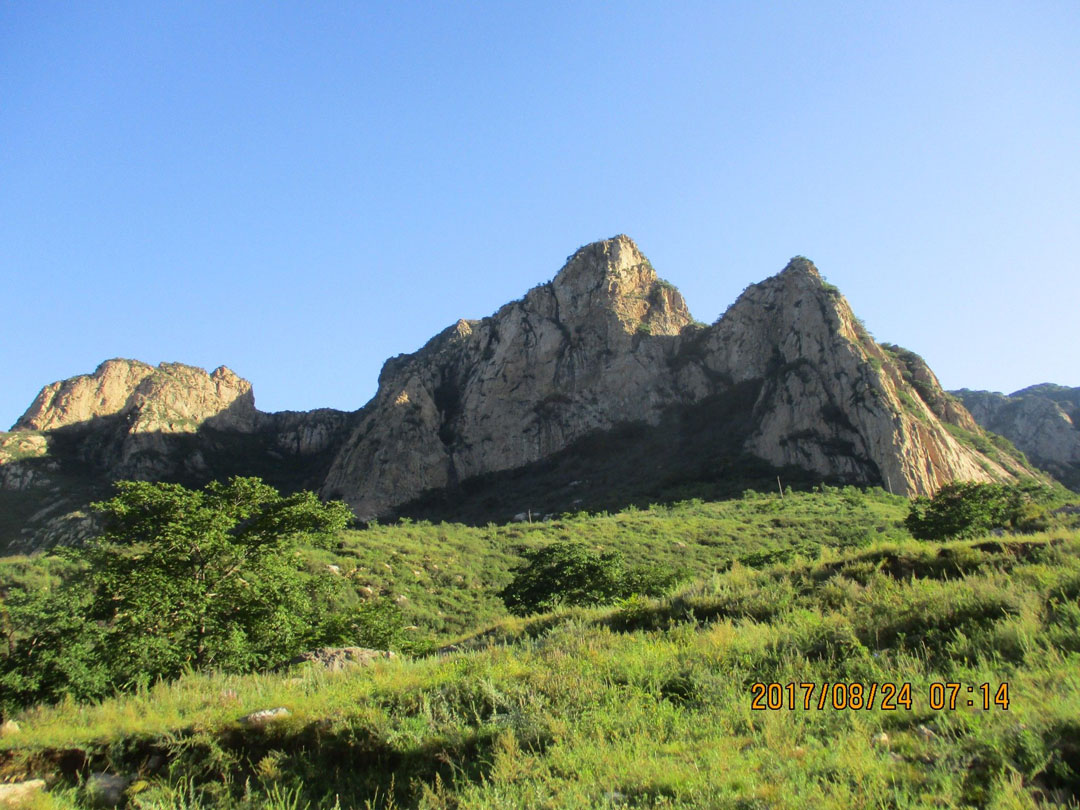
[1,477,356,712]
[904,481,1046,541]
[498,542,677,616]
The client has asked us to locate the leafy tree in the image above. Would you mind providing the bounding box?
[904,481,1049,541]
[312,597,422,654]
[0,585,108,716]
[499,542,678,616]
[69,477,353,685]
[1,477,359,712]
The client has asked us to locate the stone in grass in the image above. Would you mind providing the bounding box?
[872,732,890,748]
[0,779,46,808]
[287,647,396,672]
[239,707,291,727]
[86,772,131,808]
[0,720,20,737]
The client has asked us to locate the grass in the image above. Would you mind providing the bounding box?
[2,486,1080,808]
[302,486,912,637]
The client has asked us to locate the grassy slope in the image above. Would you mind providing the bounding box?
[0,487,1079,809]
[303,487,911,637]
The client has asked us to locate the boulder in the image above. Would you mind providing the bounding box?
[239,707,290,727]
[85,772,130,808]
[0,720,20,737]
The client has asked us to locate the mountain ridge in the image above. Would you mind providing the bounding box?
[0,236,1048,550]
[952,384,1080,491]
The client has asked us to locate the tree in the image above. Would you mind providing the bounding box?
[499,542,678,616]
[68,477,353,686]
[904,481,1049,541]
[0,585,109,716]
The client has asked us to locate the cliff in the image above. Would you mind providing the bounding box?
[952,385,1080,491]
[322,238,1034,518]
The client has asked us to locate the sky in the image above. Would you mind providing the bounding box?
[2,1,1078,429]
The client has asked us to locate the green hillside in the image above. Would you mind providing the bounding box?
[2,487,1080,808]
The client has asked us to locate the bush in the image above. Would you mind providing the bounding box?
[1,477,356,711]
[904,481,1048,541]
[498,542,678,616]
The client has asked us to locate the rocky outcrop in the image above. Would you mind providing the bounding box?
[14,359,258,433]
[5,361,355,483]
[2,363,358,551]
[323,238,1035,518]
[952,385,1080,490]
[692,259,1016,496]
[8,360,261,481]
[286,647,396,671]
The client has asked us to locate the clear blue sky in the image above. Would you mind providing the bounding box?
[3,1,1078,429]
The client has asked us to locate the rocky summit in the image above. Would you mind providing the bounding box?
[0,235,1045,549]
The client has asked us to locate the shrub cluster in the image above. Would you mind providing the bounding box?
[904,480,1052,541]
[498,541,679,616]
[0,477,407,715]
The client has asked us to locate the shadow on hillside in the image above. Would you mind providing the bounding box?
[7,717,507,810]
[0,400,357,552]
[389,383,881,527]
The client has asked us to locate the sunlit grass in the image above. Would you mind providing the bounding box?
[3,491,1079,809]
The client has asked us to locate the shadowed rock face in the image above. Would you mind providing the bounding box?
[952,385,1080,491]
[694,259,1011,497]
[2,235,1045,548]
[321,239,1034,518]
[321,235,699,516]
[1,362,357,550]
[10,360,263,481]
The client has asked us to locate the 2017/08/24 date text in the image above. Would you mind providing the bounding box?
[749,682,1010,711]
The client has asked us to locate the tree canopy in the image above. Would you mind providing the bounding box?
[498,541,678,616]
[904,480,1051,541]
[0,477,375,713]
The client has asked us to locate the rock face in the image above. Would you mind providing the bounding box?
[1,362,357,551]
[2,235,1046,549]
[952,385,1080,490]
[9,360,262,481]
[690,259,1011,497]
[15,359,258,433]
[322,237,696,516]
[322,238,1034,518]
[5,361,354,481]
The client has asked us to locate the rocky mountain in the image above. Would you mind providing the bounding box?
[952,385,1080,491]
[0,362,355,551]
[0,235,1045,551]
[322,237,1034,519]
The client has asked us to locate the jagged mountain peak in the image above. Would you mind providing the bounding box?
[3,238,1053,548]
[321,242,1042,517]
[540,234,692,336]
[778,255,822,278]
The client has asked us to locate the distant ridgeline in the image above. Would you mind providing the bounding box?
[0,236,1053,552]
[952,385,1080,492]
